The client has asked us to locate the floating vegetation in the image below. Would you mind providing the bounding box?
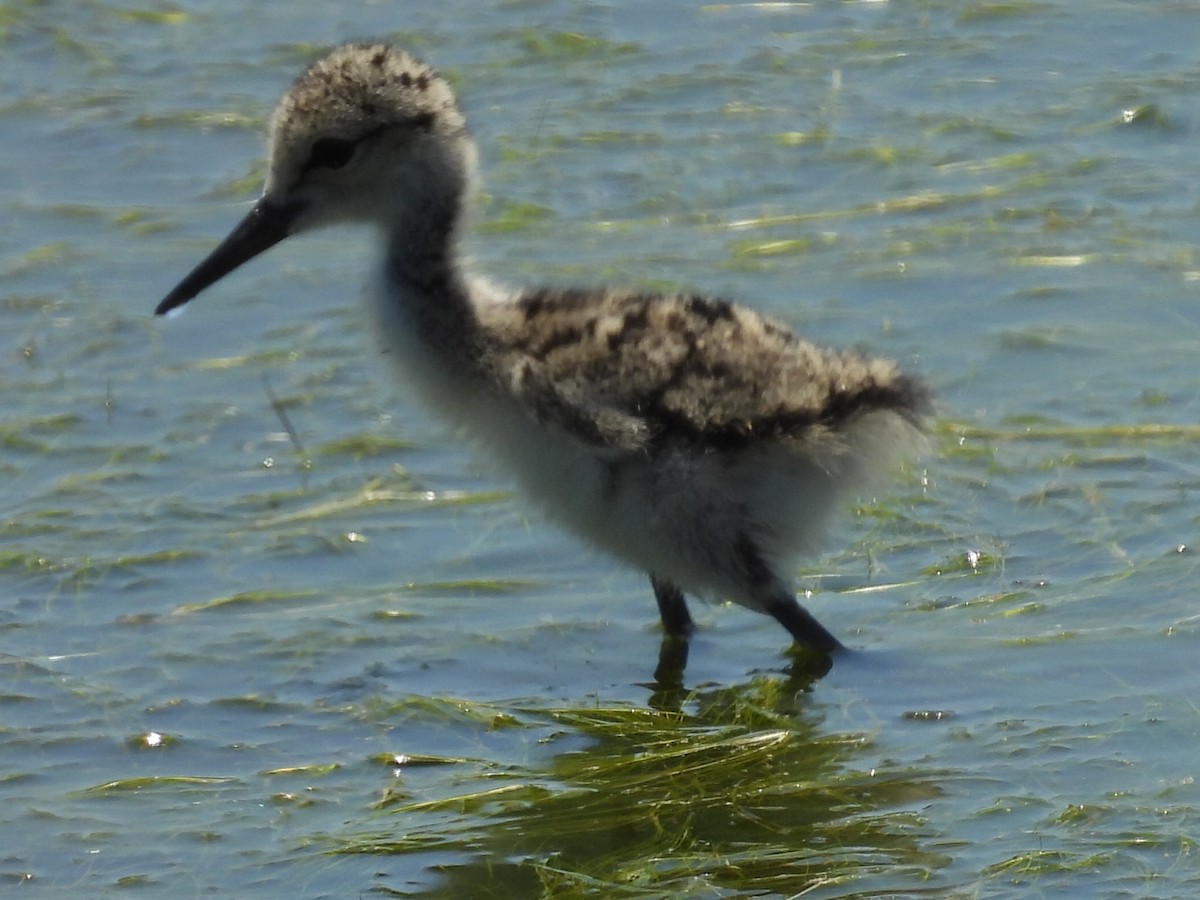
[1118,104,1171,130]
[254,484,506,529]
[113,207,174,235]
[314,433,415,458]
[133,109,264,131]
[936,151,1040,174]
[517,30,639,61]
[395,579,534,595]
[572,130,662,145]
[729,236,818,258]
[180,348,298,372]
[5,242,74,276]
[921,550,1004,577]
[260,763,341,777]
[703,2,817,11]
[1014,253,1094,267]
[172,588,319,615]
[941,419,1200,446]
[981,848,1116,877]
[78,775,236,795]
[775,128,830,146]
[207,162,269,199]
[115,8,189,25]
[477,199,556,235]
[357,694,524,733]
[959,1,1046,23]
[111,549,197,567]
[721,184,1012,237]
[370,752,471,769]
[332,684,949,897]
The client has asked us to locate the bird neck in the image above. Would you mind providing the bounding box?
[380,191,481,365]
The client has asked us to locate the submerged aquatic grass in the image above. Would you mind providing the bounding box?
[516,30,640,61]
[941,419,1200,445]
[79,775,236,795]
[172,588,319,615]
[333,681,949,898]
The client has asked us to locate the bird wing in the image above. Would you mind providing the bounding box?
[477,288,928,455]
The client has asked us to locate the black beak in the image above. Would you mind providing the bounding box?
[155,197,302,316]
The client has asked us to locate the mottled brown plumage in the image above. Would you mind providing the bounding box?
[156,43,932,664]
[480,287,927,455]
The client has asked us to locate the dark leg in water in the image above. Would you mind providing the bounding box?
[651,575,694,638]
[650,575,691,689]
[733,531,842,653]
[763,592,843,653]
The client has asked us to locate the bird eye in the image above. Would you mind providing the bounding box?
[307,137,358,171]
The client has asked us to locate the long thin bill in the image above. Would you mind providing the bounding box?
[155,197,301,316]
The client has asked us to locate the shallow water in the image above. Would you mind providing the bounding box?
[4,0,1200,896]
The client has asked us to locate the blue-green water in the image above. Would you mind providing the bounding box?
[4,1,1200,896]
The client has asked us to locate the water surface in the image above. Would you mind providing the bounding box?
[3,1,1200,896]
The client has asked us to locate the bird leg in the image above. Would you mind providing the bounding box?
[732,532,843,653]
[650,575,694,638]
[763,593,843,653]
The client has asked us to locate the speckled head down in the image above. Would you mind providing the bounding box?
[265,43,469,201]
